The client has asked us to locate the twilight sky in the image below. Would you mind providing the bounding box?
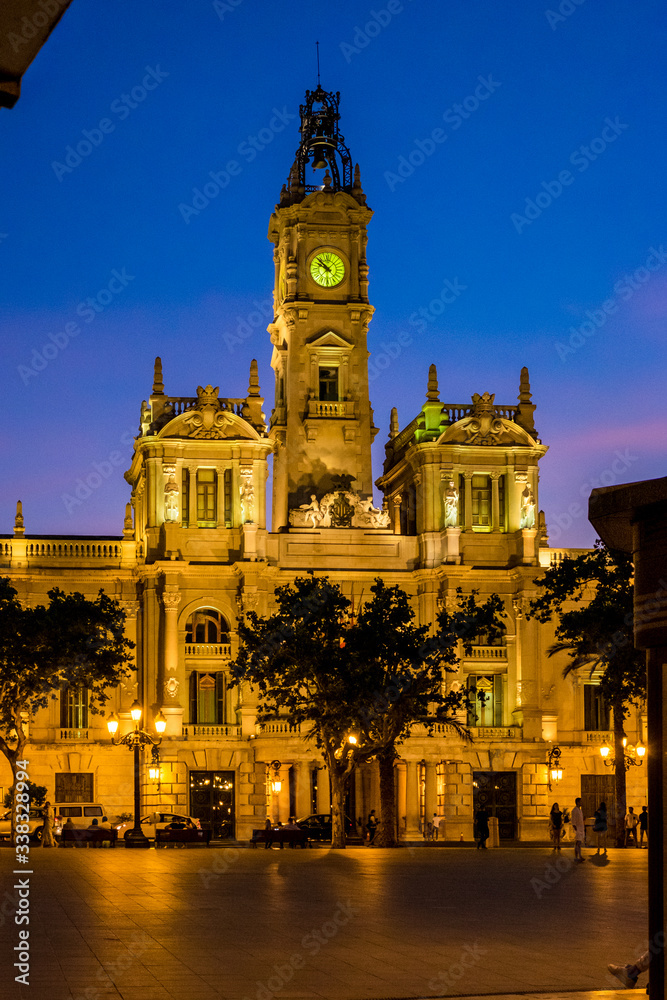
[1,0,665,547]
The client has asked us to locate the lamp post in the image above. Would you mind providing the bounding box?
[600,736,646,770]
[107,701,166,847]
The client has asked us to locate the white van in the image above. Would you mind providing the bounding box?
[55,803,108,833]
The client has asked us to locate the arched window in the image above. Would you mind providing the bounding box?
[185,608,230,645]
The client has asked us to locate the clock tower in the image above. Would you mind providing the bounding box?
[268,85,378,531]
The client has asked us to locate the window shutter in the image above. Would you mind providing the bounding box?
[215,672,225,725]
[189,672,198,724]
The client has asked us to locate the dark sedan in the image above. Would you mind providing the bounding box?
[296,813,357,842]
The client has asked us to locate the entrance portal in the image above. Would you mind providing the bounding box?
[581,773,618,843]
[190,770,235,839]
[473,771,517,840]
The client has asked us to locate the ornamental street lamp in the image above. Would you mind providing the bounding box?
[600,736,646,770]
[267,760,282,794]
[107,701,166,847]
[546,745,563,792]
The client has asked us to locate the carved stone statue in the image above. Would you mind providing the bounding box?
[520,485,536,529]
[296,495,322,528]
[164,473,179,522]
[289,490,390,529]
[444,479,459,527]
[239,467,255,523]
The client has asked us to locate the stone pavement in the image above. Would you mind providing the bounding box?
[0,846,648,1000]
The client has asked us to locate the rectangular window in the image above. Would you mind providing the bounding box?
[584,684,610,730]
[471,475,491,527]
[467,674,503,727]
[189,672,225,724]
[60,686,88,729]
[223,468,232,527]
[498,475,505,530]
[318,366,338,401]
[55,773,94,803]
[197,469,217,526]
[182,468,190,527]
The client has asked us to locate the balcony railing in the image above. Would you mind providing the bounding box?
[184,643,231,657]
[182,724,241,738]
[465,646,507,660]
[257,721,302,736]
[469,727,518,739]
[585,730,614,744]
[58,729,89,740]
[307,400,354,418]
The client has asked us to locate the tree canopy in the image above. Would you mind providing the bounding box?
[231,575,505,847]
[0,578,134,838]
[528,541,645,843]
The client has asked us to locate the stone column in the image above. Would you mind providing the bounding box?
[425,761,437,827]
[216,466,226,527]
[160,587,182,735]
[405,760,421,840]
[463,471,473,529]
[396,762,407,840]
[490,472,501,530]
[316,768,330,814]
[294,760,311,820]
[188,464,197,527]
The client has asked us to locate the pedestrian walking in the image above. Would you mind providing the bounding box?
[475,805,490,850]
[592,801,608,856]
[624,806,638,847]
[549,802,564,851]
[608,949,650,988]
[41,801,57,848]
[570,797,585,862]
[263,817,274,850]
[367,809,378,845]
[638,805,648,847]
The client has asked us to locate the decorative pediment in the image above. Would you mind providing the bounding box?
[157,407,261,442]
[438,392,538,448]
[306,330,353,350]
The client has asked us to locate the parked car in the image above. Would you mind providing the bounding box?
[296,813,357,842]
[115,811,201,842]
[0,807,46,842]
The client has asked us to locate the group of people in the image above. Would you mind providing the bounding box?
[549,799,648,858]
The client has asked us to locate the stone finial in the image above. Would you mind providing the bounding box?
[389,407,399,438]
[516,365,537,435]
[248,359,260,396]
[519,366,532,403]
[426,364,440,402]
[14,500,24,536]
[352,163,367,204]
[153,356,164,395]
[123,502,133,537]
[322,170,333,192]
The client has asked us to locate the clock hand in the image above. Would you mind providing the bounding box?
[315,257,331,273]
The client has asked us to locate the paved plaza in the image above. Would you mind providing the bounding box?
[0,846,647,1000]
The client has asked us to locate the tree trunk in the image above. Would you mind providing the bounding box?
[374,748,398,848]
[330,767,348,849]
[613,699,627,848]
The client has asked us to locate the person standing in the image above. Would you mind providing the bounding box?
[570,797,585,862]
[593,801,608,856]
[432,812,442,841]
[624,806,638,847]
[549,803,563,851]
[41,801,56,848]
[638,805,648,847]
[263,817,274,850]
[367,810,378,845]
[475,805,490,850]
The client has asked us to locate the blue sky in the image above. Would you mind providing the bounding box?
[1,0,665,546]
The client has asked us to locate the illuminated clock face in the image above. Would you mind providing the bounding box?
[310,251,345,288]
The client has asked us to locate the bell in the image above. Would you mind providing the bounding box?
[311,144,328,170]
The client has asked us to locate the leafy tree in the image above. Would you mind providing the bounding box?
[528,542,645,846]
[231,575,505,848]
[3,780,47,810]
[0,578,134,843]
